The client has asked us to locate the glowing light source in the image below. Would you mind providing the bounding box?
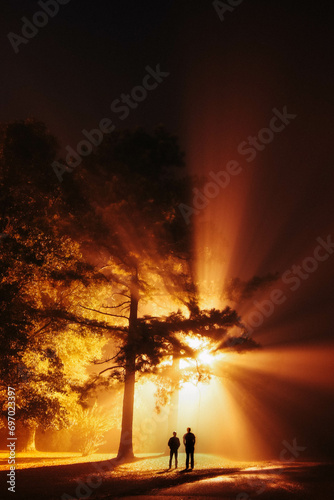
[186,335,210,350]
[178,333,227,370]
[197,349,216,365]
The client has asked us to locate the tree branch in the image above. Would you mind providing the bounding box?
[99,365,123,376]
[93,349,122,365]
[79,304,129,319]
[32,320,53,337]
[113,292,131,299]
[40,309,128,334]
[101,300,130,309]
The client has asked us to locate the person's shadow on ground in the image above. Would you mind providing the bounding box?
[157,469,173,474]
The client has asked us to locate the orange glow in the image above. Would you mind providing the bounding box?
[221,344,334,390]
[178,334,227,371]
[128,340,334,460]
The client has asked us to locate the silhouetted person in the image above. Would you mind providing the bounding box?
[168,431,180,469]
[183,427,196,469]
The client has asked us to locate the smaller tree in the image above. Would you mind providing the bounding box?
[0,221,111,451]
[72,402,114,456]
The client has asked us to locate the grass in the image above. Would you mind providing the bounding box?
[0,450,117,470]
[0,449,247,471]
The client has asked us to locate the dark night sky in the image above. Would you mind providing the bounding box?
[2,1,332,146]
[2,0,334,458]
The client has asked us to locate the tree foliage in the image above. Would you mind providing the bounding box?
[0,120,111,448]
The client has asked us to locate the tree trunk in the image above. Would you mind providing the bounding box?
[24,423,37,452]
[165,355,180,454]
[117,274,139,460]
[168,357,180,433]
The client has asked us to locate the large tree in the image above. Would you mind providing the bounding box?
[57,127,196,458]
[57,126,261,459]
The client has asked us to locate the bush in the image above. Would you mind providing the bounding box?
[73,402,113,456]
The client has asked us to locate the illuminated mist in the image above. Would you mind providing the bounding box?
[170,57,334,460]
[108,57,334,462]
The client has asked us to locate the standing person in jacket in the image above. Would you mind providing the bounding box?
[168,431,180,469]
[183,427,196,469]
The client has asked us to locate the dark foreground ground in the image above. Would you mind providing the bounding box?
[1,453,333,500]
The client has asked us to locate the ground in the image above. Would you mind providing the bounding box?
[0,451,333,499]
